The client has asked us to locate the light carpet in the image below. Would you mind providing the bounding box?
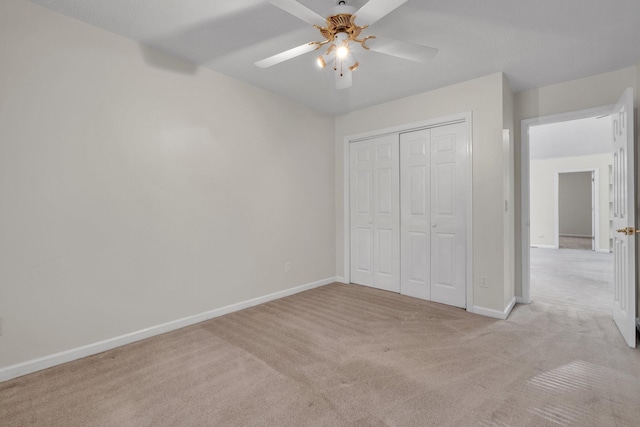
[1,282,639,426]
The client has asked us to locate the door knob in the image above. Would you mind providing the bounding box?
[616,227,640,235]
[432,223,437,228]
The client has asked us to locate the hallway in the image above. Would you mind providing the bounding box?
[530,247,613,314]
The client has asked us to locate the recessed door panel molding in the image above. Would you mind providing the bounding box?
[356,170,371,215]
[433,232,455,288]
[409,231,428,282]
[376,143,392,161]
[376,167,393,215]
[410,166,427,216]
[355,228,372,273]
[376,228,394,276]
[434,162,456,217]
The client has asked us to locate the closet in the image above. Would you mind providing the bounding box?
[349,121,467,309]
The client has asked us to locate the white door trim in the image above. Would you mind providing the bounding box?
[554,169,600,250]
[343,112,473,310]
[520,105,614,304]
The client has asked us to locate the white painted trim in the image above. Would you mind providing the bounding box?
[520,104,614,305]
[472,297,517,320]
[596,249,612,253]
[346,113,468,142]
[531,244,557,249]
[0,277,336,383]
[335,276,348,284]
[342,112,474,310]
[516,296,528,304]
[554,171,560,248]
[343,135,351,285]
[466,113,474,312]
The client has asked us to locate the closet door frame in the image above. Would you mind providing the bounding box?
[342,112,473,311]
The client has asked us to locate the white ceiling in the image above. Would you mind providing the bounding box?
[529,116,612,160]
[32,0,640,115]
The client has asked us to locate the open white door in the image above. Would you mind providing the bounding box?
[611,88,636,348]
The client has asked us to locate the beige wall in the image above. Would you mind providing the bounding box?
[0,0,335,369]
[336,73,510,312]
[530,154,612,251]
[514,67,638,297]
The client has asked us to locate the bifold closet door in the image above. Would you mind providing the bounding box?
[400,123,467,308]
[350,135,400,292]
[400,129,431,300]
[429,123,467,308]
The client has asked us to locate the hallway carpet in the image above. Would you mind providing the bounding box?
[1,283,639,426]
[531,247,613,314]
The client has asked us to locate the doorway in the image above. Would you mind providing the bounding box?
[558,170,596,251]
[520,88,637,347]
[523,105,613,301]
[527,115,612,313]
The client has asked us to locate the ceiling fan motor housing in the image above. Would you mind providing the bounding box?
[318,13,363,41]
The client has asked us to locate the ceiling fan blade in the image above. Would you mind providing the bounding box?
[367,36,438,63]
[269,0,327,27]
[255,42,318,68]
[355,0,408,25]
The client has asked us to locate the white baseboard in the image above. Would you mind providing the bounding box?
[335,276,348,284]
[0,277,336,383]
[596,249,612,253]
[515,296,529,304]
[530,244,557,249]
[472,297,517,320]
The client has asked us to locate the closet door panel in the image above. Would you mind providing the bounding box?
[400,129,431,300]
[430,124,467,308]
[350,135,400,291]
[372,135,400,292]
[350,141,374,286]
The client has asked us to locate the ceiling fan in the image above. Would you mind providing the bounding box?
[255,0,438,89]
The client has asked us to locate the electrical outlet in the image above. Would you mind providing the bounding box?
[480,276,488,288]
[285,262,291,273]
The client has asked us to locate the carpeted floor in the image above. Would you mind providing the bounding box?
[1,281,639,426]
[531,247,613,314]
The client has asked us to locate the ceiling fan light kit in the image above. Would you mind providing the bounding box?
[256,0,438,90]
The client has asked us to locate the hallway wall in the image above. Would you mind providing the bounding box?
[529,154,611,251]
